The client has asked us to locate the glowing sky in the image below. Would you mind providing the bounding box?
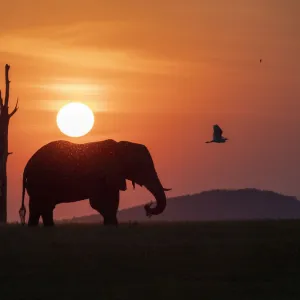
[0,0,299,221]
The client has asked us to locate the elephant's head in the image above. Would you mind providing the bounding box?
[116,141,171,217]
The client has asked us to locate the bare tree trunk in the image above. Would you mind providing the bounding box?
[0,64,18,223]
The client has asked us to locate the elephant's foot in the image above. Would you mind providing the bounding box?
[43,223,55,227]
[28,222,39,227]
[103,216,118,227]
[28,212,40,227]
[103,222,118,227]
[42,219,55,227]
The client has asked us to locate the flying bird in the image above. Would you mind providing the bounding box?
[260,59,262,63]
[205,124,228,143]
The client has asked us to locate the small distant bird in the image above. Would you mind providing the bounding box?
[205,124,228,143]
[260,59,262,63]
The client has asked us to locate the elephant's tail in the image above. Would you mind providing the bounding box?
[19,171,27,226]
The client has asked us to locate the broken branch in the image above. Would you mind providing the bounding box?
[4,64,10,106]
[9,98,18,118]
[4,64,10,107]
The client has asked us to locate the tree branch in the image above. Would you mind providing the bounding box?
[7,152,13,156]
[9,98,18,118]
[4,64,10,107]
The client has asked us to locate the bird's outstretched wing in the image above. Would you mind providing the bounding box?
[213,124,223,140]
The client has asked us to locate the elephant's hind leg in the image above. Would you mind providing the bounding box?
[29,196,55,227]
[41,209,54,227]
[89,190,120,226]
[41,200,55,227]
[28,197,40,226]
[28,211,40,226]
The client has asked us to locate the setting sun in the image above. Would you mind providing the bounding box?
[56,102,94,137]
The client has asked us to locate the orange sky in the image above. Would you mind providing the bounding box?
[0,0,300,222]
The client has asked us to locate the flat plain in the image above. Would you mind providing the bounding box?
[1,220,300,300]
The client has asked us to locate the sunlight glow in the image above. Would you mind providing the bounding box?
[32,81,108,112]
[56,102,94,137]
[46,83,103,95]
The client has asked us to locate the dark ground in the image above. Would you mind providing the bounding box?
[1,220,300,300]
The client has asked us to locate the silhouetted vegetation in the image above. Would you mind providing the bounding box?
[0,64,18,223]
[1,220,300,299]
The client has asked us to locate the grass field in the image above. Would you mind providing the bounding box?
[1,220,300,300]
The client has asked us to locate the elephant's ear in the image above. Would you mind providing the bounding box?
[101,148,127,191]
[105,172,127,191]
[105,171,127,191]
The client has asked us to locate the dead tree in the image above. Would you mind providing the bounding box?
[0,64,18,223]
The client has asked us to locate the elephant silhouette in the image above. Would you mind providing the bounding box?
[19,139,171,226]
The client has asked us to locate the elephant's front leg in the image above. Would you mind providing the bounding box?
[89,189,120,226]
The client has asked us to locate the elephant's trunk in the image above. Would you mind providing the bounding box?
[144,179,168,217]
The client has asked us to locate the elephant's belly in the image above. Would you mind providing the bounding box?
[57,182,102,201]
[55,188,92,203]
[27,177,104,203]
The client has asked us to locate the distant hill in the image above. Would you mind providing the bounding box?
[66,188,300,223]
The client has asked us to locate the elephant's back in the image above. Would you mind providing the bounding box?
[26,140,83,169]
[25,139,118,178]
